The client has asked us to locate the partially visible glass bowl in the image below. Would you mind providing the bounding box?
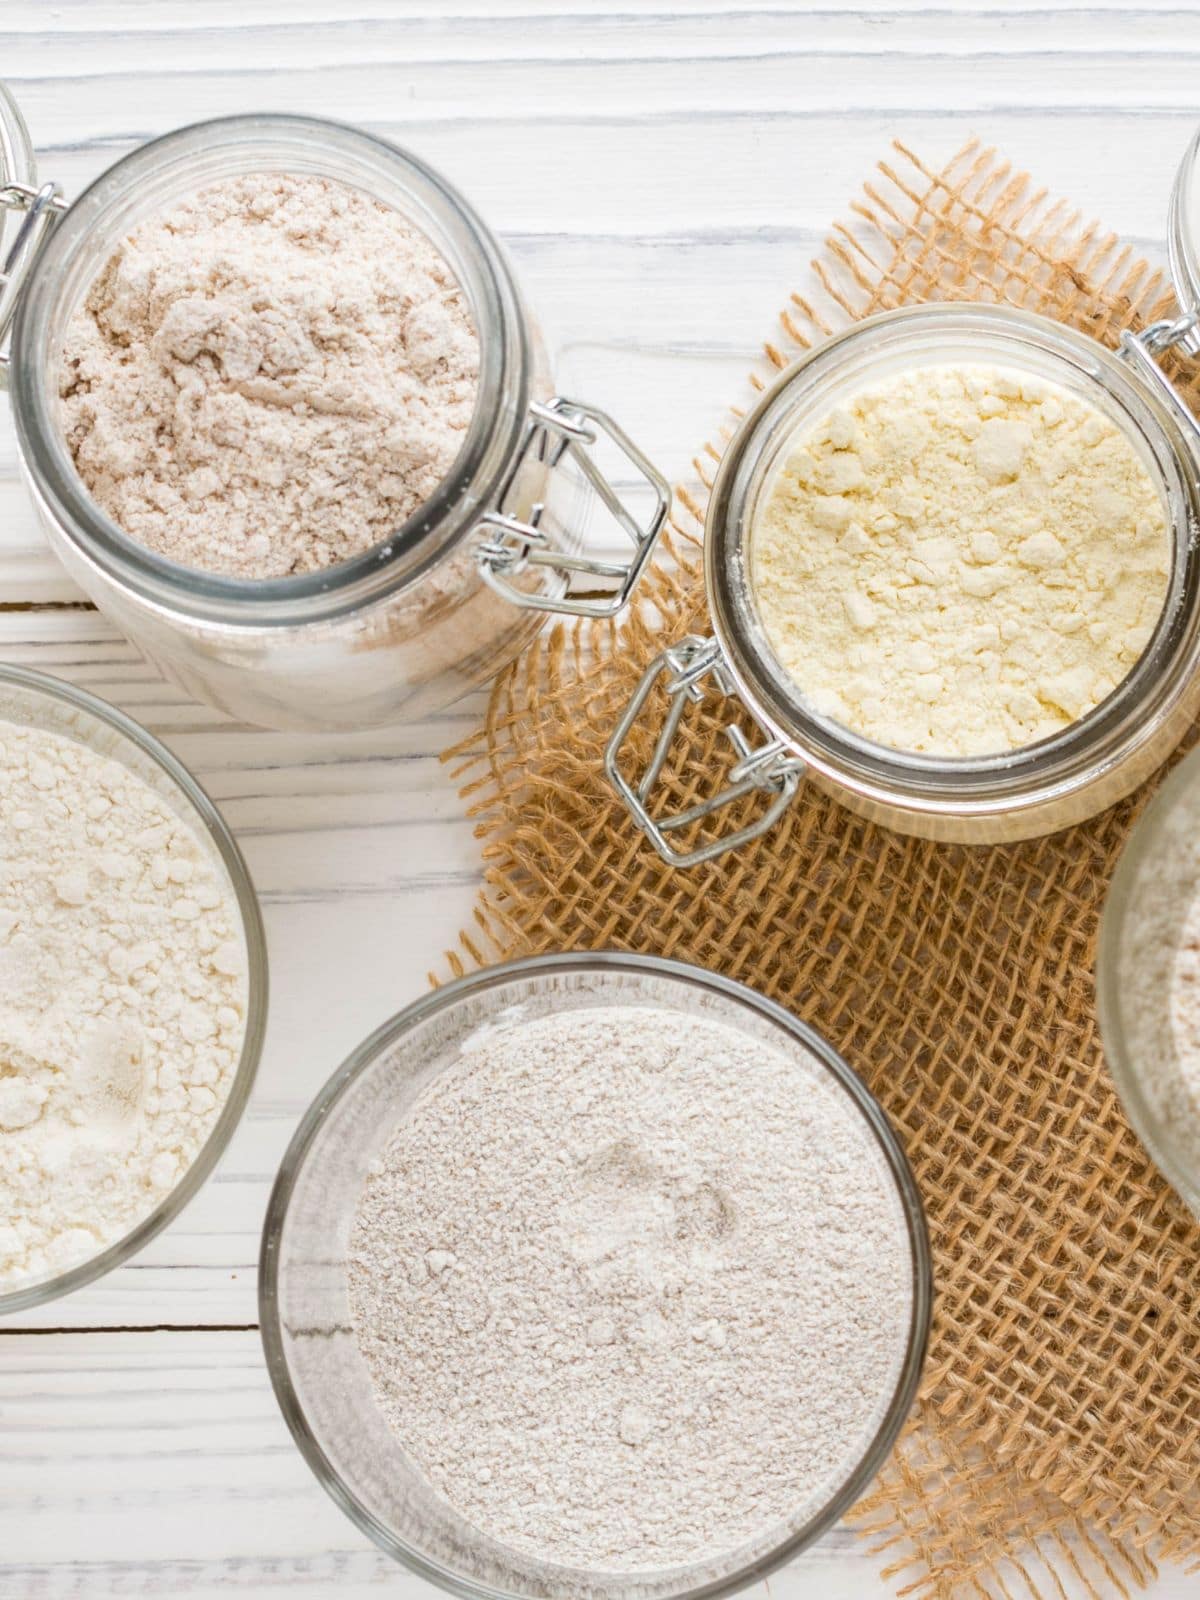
[259,951,931,1600]
[0,664,267,1314]
[1098,744,1200,1217]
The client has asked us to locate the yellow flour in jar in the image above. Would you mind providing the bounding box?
[749,364,1170,756]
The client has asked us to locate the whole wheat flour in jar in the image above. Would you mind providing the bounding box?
[0,718,247,1289]
[348,1004,913,1573]
[59,173,479,579]
[751,363,1169,756]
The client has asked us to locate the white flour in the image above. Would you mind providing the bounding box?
[60,173,479,579]
[0,718,248,1288]
[348,1003,913,1572]
[751,364,1169,756]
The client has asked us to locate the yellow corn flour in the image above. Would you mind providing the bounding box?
[750,364,1170,757]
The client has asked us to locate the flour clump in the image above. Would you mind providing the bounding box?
[348,1003,913,1572]
[60,173,479,579]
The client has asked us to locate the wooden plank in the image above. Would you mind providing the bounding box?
[3,3,1195,31]
[3,1329,1198,1599]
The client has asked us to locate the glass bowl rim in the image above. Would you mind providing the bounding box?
[258,949,932,1600]
[0,661,268,1314]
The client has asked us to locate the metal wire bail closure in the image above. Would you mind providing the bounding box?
[1117,311,1200,445]
[605,634,806,869]
[475,396,671,618]
[0,180,67,387]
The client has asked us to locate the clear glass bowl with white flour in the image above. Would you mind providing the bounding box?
[0,88,668,732]
[260,953,930,1600]
[608,302,1200,866]
[0,665,266,1314]
[1098,746,1200,1218]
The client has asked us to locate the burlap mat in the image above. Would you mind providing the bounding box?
[442,143,1200,1599]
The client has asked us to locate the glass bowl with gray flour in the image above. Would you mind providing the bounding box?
[260,953,930,1599]
[1099,745,1200,1217]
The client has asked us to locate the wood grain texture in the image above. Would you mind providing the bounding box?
[2,3,1198,1595]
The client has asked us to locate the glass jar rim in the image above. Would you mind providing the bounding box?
[258,949,932,1600]
[10,113,532,626]
[0,661,268,1314]
[704,302,1200,826]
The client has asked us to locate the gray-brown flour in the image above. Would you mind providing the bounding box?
[60,173,479,579]
[348,1004,913,1572]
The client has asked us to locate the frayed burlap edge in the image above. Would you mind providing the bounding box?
[439,143,1200,1599]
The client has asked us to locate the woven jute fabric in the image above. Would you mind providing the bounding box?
[443,144,1200,1598]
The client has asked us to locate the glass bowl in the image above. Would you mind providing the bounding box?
[1098,744,1200,1217]
[259,951,931,1600]
[0,663,268,1314]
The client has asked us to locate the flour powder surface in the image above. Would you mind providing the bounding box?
[60,173,479,579]
[750,363,1170,756]
[348,1003,914,1574]
[0,717,248,1289]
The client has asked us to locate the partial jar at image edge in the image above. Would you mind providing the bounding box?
[607,289,1200,865]
[0,88,669,733]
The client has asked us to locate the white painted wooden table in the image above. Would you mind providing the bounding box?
[2,4,1198,1596]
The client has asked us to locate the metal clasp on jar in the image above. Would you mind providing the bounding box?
[1117,310,1200,443]
[605,634,806,869]
[475,397,671,619]
[0,180,68,387]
